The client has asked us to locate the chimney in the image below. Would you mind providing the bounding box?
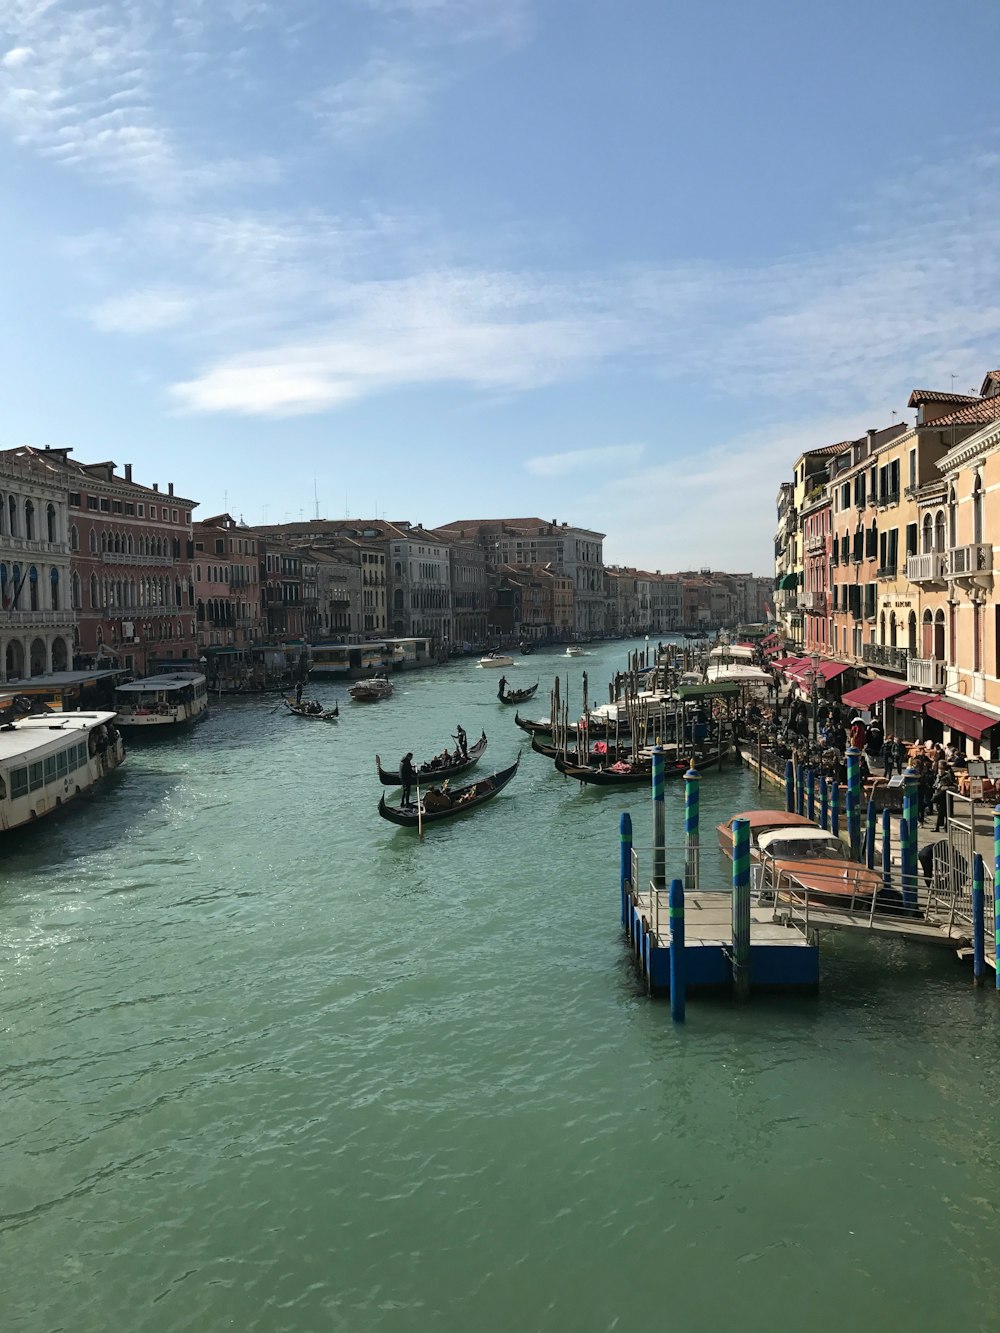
[866,428,877,453]
[124,464,132,482]
[168,482,174,496]
[153,483,159,492]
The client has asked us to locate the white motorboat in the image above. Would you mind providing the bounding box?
[349,675,393,701]
[564,645,584,657]
[478,653,515,668]
[0,706,126,832]
[114,672,209,730]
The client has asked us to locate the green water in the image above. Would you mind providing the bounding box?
[3,639,999,1332]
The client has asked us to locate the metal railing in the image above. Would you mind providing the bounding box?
[862,643,909,671]
[628,843,704,940]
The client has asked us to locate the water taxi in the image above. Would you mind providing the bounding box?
[113,672,209,730]
[349,675,393,702]
[564,645,584,657]
[0,709,126,832]
[478,653,514,668]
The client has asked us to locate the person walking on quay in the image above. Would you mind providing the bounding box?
[453,723,468,759]
[849,715,867,751]
[497,674,507,700]
[932,761,957,832]
[400,752,416,807]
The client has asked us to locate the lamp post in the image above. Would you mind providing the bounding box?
[809,651,820,740]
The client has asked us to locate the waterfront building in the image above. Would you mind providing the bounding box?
[0,453,75,681]
[801,486,833,656]
[427,528,492,648]
[259,539,307,642]
[773,482,799,645]
[438,517,606,638]
[649,573,683,632]
[386,523,452,645]
[1,447,197,676]
[192,514,262,654]
[604,567,652,637]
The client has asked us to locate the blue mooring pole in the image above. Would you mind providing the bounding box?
[900,816,917,914]
[669,877,686,1023]
[731,816,751,1003]
[830,777,840,838]
[994,807,1000,991]
[865,799,876,870]
[902,767,919,871]
[795,762,805,816]
[784,760,794,813]
[972,852,985,988]
[806,767,815,824]
[684,768,700,893]
[819,776,829,831]
[620,812,632,926]
[881,807,892,900]
[652,747,665,895]
[845,746,861,860]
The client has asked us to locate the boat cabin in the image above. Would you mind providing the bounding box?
[0,710,125,831]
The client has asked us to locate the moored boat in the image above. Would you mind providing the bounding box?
[755,826,882,903]
[0,708,126,832]
[716,809,820,858]
[377,755,520,828]
[114,672,209,730]
[348,675,393,702]
[376,731,488,786]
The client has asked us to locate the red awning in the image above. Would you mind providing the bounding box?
[786,659,851,683]
[841,678,908,709]
[770,656,799,668]
[892,691,937,713]
[924,698,1000,739]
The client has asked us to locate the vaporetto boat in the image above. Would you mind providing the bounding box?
[113,672,209,730]
[0,709,126,832]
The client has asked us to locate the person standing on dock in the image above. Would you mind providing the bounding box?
[932,761,957,832]
[400,753,416,806]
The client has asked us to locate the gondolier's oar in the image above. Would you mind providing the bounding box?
[416,783,424,840]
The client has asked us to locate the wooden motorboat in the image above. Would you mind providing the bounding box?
[284,698,339,721]
[349,675,393,702]
[479,653,515,668]
[499,682,539,705]
[377,755,520,827]
[756,827,881,902]
[716,809,819,858]
[376,732,488,786]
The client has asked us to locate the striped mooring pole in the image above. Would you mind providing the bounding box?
[652,746,665,894]
[731,816,751,1003]
[784,760,795,813]
[620,812,632,926]
[845,746,861,861]
[902,767,919,870]
[881,807,892,899]
[900,816,917,914]
[669,877,686,1023]
[684,768,700,893]
[972,852,985,988]
[830,778,840,838]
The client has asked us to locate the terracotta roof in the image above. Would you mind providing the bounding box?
[807,440,853,457]
[922,398,1000,429]
[907,390,979,406]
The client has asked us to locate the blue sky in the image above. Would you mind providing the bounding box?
[2,0,1000,573]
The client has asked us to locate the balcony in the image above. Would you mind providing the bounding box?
[862,643,910,673]
[906,552,948,583]
[801,590,827,612]
[4,535,69,555]
[876,565,898,580]
[947,544,993,581]
[806,536,826,553]
[877,490,901,509]
[4,609,75,628]
[104,552,174,566]
[907,656,946,690]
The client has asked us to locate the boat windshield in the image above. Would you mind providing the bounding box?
[765,836,849,861]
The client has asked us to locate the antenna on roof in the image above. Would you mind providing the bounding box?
[313,476,319,520]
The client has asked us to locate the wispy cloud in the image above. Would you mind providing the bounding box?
[310,55,433,144]
[89,286,194,333]
[358,0,533,45]
[524,444,646,478]
[2,45,34,67]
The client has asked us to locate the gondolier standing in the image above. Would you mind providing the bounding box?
[497,675,507,700]
[400,752,416,806]
[453,723,468,759]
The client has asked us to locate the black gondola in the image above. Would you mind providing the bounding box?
[375,731,488,786]
[284,698,339,721]
[499,682,539,705]
[530,734,626,764]
[377,755,520,827]
[553,746,728,787]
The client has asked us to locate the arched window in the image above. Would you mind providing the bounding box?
[90,528,97,553]
[972,473,983,545]
[50,567,59,610]
[922,514,933,554]
[948,486,957,548]
[46,503,57,542]
[8,494,17,536]
[70,524,79,551]
[907,611,917,654]
[934,608,946,661]
[0,564,7,608]
[879,611,886,643]
[90,573,99,608]
[28,565,38,611]
[934,510,946,553]
[72,572,82,609]
[24,499,34,540]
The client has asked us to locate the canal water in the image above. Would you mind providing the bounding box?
[3,639,999,1332]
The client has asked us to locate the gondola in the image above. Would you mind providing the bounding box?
[375,731,488,786]
[530,734,626,764]
[499,682,538,705]
[554,747,727,787]
[514,712,552,736]
[377,755,520,827]
[514,710,630,739]
[284,698,339,721]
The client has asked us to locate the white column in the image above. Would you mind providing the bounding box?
[45,635,54,674]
